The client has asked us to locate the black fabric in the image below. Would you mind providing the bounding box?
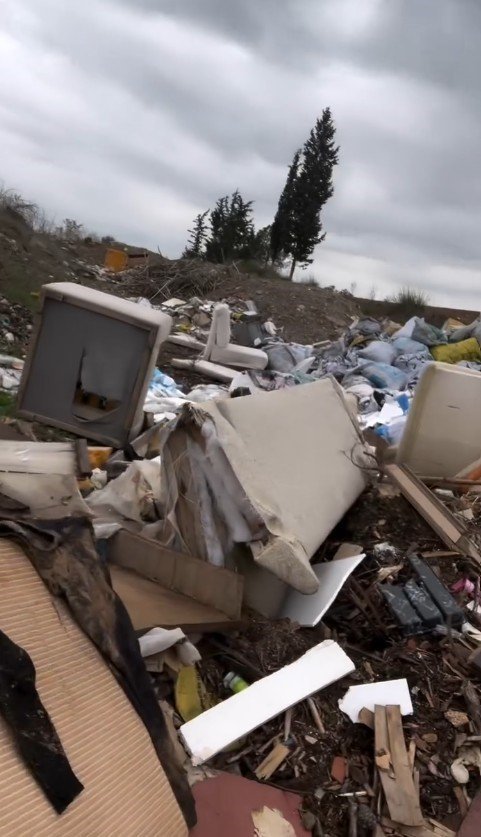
[0,517,196,828]
[0,628,83,813]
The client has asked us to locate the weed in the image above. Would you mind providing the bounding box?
[387,286,429,318]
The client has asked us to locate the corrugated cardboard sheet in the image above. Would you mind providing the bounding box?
[0,539,187,836]
[108,529,243,631]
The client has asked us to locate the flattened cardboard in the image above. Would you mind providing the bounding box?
[110,565,240,632]
[0,539,187,836]
[107,529,243,621]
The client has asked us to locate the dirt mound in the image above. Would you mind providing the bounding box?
[107,259,361,345]
[208,275,360,344]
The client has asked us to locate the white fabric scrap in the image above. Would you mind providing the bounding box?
[139,627,200,667]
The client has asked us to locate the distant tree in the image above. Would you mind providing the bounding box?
[204,190,254,262]
[270,150,300,263]
[271,108,339,279]
[250,224,272,263]
[183,210,209,259]
[60,218,84,242]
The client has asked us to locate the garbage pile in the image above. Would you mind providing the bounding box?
[1,280,481,835]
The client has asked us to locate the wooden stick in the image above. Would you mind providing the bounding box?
[306,697,325,734]
[283,707,293,741]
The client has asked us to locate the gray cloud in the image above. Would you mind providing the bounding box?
[0,0,481,305]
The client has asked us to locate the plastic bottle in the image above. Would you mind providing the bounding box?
[223,671,249,693]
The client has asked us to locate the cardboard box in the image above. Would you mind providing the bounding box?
[107,529,244,632]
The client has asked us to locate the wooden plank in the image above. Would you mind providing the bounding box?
[375,705,402,822]
[385,465,462,545]
[386,705,423,827]
[375,706,423,827]
[385,465,481,567]
[107,529,243,620]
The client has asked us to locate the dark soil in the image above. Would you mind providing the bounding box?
[192,487,481,835]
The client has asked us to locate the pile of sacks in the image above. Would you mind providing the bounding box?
[314,313,481,444]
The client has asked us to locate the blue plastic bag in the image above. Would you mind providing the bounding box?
[359,361,408,390]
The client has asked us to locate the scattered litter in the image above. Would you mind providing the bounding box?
[255,743,291,781]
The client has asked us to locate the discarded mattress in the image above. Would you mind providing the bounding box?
[397,362,481,477]
[0,539,187,835]
[156,377,368,593]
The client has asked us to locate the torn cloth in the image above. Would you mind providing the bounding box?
[0,517,195,828]
[0,628,83,813]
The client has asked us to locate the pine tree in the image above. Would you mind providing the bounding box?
[204,190,254,262]
[182,210,209,259]
[270,109,339,278]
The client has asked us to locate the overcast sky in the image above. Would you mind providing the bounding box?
[1,0,480,307]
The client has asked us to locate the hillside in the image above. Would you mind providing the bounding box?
[0,203,478,358]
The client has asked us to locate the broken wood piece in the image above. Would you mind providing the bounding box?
[375,705,423,827]
[358,707,375,730]
[384,464,481,567]
[180,641,354,765]
[283,707,293,741]
[444,709,470,728]
[306,696,325,734]
[254,742,291,781]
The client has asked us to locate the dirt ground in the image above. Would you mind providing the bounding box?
[188,487,481,835]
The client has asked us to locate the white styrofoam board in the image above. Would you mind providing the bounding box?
[338,678,413,722]
[180,640,354,765]
[279,553,366,627]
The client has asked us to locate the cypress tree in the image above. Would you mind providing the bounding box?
[271,109,339,279]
